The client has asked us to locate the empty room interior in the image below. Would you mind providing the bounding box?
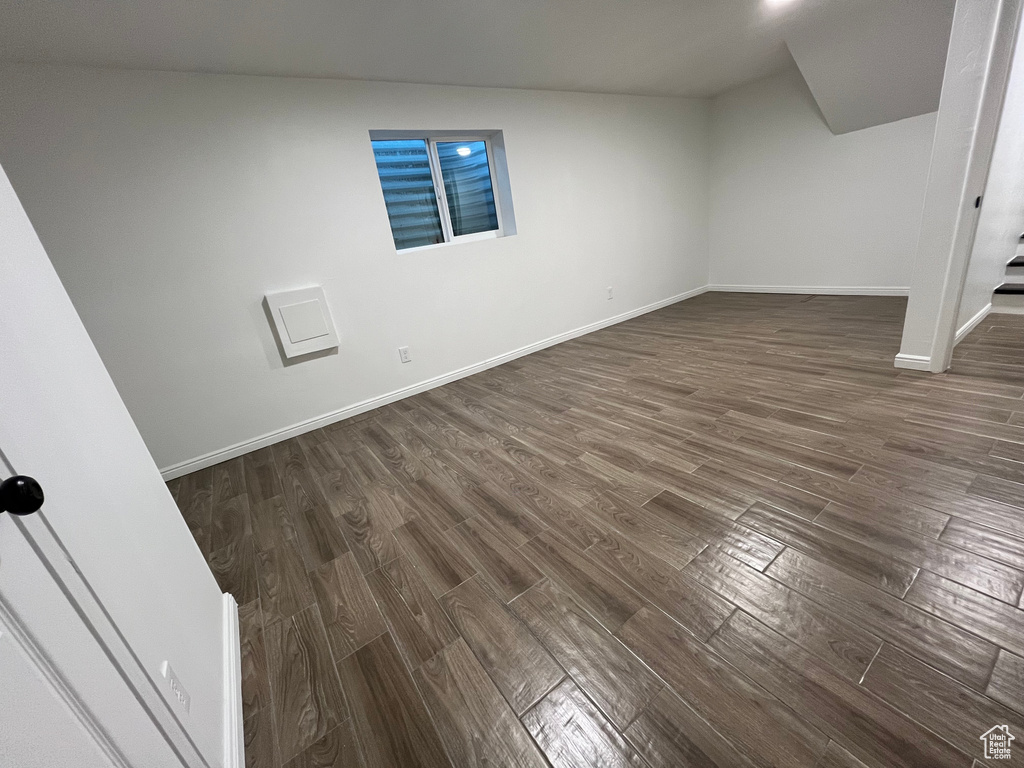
[6,0,1024,766]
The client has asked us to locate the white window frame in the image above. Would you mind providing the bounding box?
[424,136,504,248]
[370,131,511,253]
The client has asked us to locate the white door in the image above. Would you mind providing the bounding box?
[0,159,234,767]
[0,617,113,768]
[0,487,172,768]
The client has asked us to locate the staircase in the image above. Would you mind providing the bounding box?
[992,236,1024,313]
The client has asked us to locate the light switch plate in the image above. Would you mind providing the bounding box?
[266,286,339,359]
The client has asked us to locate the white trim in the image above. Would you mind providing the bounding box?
[893,353,933,371]
[954,302,992,345]
[399,229,497,254]
[160,285,708,479]
[221,593,243,768]
[425,139,454,243]
[990,303,1024,314]
[707,284,910,296]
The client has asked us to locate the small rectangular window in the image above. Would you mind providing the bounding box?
[371,139,445,250]
[435,141,499,237]
[371,133,512,251]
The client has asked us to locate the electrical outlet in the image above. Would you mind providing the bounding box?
[398,346,412,364]
[607,286,613,300]
[160,662,191,714]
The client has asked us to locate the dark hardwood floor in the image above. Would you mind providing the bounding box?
[168,292,1024,768]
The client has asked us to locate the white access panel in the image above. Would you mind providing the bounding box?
[265,286,339,358]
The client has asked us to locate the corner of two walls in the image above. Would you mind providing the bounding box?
[706,65,937,296]
[0,64,712,476]
[0,63,937,475]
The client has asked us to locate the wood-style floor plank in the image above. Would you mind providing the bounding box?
[281,720,363,768]
[583,525,735,642]
[766,548,999,691]
[337,633,450,768]
[177,465,213,552]
[415,639,549,767]
[244,447,284,505]
[450,515,544,602]
[580,490,706,569]
[683,548,881,681]
[264,605,349,763]
[365,556,459,670]
[522,678,649,768]
[642,489,784,569]
[272,441,350,570]
[618,606,828,768]
[815,741,872,768]
[238,599,270,714]
[738,502,920,597]
[209,491,252,553]
[393,517,477,598]
[208,534,260,606]
[310,552,387,660]
[170,295,1024,767]
[623,688,760,768]
[707,611,970,768]
[904,570,1024,657]
[939,516,1024,571]
[779,465,951,538]
[986,650,1024,714]
[523,530,646,634]
[439,576,564,715]
[244,705,279,768]
[511,579,663,730]
[257,529,317,627]
[860,643,1024,761]
[815,503,1024,604]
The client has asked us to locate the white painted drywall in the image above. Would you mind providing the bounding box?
[898,0,1023,371]
[957,23,1024,335]
[0,64,710,474]
[707,66,936,294]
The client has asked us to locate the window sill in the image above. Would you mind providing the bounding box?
[397,229,502,254]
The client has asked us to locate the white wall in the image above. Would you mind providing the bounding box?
[897,0,1022,371]
[957,19,1024,335]
[0,64,711,475]
[708,66,936,293]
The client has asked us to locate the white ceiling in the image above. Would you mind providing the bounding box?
[0,0,954,109]
[788,1,956,133]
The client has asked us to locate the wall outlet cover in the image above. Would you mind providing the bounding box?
[265,286,339,359]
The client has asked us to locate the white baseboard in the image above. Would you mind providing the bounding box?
[222,593,243,768]
[954,303,991,345]
[160,285,708,479]
[707,284,911,296]
[893,353,933,371]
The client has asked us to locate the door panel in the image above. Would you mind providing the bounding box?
[0,161,228,764]
[0,618,114,768]
[0,504,176,767]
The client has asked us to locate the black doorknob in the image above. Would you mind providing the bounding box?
[0,476,44,516]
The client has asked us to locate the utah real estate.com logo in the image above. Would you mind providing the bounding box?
[980,725,1015,760]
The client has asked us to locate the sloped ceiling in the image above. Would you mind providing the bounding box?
[0,0,954,131]
[787,0,956,134]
